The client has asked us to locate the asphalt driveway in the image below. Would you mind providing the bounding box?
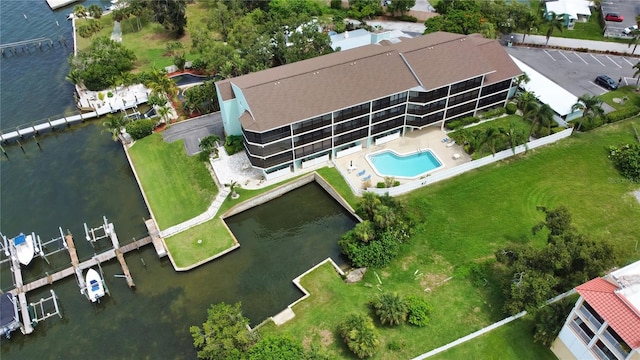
[162,112,224,156]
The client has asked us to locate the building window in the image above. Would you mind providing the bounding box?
[449,76,483,95]
[372,92,407,111]
[579,301,604,329]
[334,103,370,123]
[372,104,406,123]
[335,128,368,146]
[407,99,446,116]
[293,127,332,147]
[478,91,508,108]
[291,114,332,135]
[480,79,511,96]
[445,101,476,119]
[409,86,448,103]
[244,126,291,145]
[406,111,444,127]
[591,340,619,360]
[602,326,631,358]
[448,89,480,107]
[371,117,404,135]
[294,139,332,158]
[334,115,369,135]
[570,316,595,345]
[245,138,292,157]
[247,151,293,168]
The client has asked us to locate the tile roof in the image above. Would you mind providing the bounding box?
[218,32,521,132]
[576,278,640,349]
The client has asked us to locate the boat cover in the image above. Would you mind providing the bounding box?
[0,293,17,327]
[13,233,26,246]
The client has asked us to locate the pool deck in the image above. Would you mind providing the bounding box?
[334,127,471,189]
[209,127,470,192]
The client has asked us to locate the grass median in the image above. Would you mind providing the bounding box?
[128,133,217,230]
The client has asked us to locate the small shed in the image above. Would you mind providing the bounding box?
[545,0,592,28]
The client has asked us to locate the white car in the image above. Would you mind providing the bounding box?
[623,25,638,35]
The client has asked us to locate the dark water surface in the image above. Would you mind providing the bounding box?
[1,1,355,358]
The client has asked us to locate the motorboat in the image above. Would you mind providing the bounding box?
[12,233,35,266]
[85,268,106,303]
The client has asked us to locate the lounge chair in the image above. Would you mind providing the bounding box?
[362,175,371,181]
[357,170,366,177]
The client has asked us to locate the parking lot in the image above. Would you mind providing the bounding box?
[602,0,639,38]
[506,46,638,97]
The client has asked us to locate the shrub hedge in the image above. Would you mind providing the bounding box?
[606,106,640,123]
[125,119,155,140]
[506,102,517,115]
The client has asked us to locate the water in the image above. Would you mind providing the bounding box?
[368,149,443,178]
[0,1,355,357]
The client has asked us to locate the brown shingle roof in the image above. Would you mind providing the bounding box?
[218,32,520,132]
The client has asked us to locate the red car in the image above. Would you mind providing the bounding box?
[605,13,624,22]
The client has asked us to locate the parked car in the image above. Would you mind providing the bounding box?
[605,13,624,22]
[595,75,618,90]
[623,25,639,35]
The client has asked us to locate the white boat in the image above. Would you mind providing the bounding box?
[85,268,106,303]
[12,233,35,266]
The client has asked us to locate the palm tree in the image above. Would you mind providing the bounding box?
[87,4,103,19]
[372,205,396,230]
[352,221,376,243]
[501,124,528,154]
[481,127,501,156]
[102,114,128,141]
[65,69,83,86]
[339,314,380,359]
[520,12,539,43]
[514,73,530,89]
[226,180,240,199]
[628,29,640,55]
[157,104,172,124]
[73,5,87,19]
[359,192,382,220]
[633,61,640,88]
[572,94,604,131]
[373,292,408,326]
[515,90,538,113]
[544,11,564,46]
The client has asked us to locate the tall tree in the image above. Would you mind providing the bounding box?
[633,61,640,88]
[386,0,416,17]
[544,11,564,45]
[87,4,103,19]
[151,0,187,37]
[571,94,604,131]
[102,114,128,141]
[519,12,539,43]
[190,302,259,360]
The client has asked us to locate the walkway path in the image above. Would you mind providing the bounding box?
[110,21,122,42]
[508,33,637,55]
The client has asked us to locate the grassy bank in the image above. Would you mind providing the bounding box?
[128,133,217,230]
[261,118,640,358]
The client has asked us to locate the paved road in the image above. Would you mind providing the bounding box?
[162,113,224,156]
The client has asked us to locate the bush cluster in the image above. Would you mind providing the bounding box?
[395,15,418,22]
[445,116,481,130]
[224,135,244,155]
[608,143,640,182]
[505,102,517,115]
[606,106,640,123]
[479,107,506,119]
[125,119,155,140]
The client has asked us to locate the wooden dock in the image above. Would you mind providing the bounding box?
[145,219,167,258]
[7,239,34,334]
[11,237,151,296]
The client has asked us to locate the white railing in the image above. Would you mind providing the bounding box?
[344,128,573,197]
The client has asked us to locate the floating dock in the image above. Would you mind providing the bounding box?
[46,0,80,10]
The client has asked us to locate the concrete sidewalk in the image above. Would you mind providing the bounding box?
[507,33,638,55]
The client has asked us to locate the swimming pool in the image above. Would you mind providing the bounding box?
[366,149,443,179]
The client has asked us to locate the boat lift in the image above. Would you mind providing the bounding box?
[84,216,112,248]
[0,229,66,266]
[29,289,62,326]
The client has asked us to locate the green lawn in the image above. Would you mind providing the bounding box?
[75,2,211,72]
[429,316,556,360]
[260,118,640,358]
[128,133,217,230]
[600,86,640,110]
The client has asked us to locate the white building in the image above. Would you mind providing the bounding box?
[552,260,640,360]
